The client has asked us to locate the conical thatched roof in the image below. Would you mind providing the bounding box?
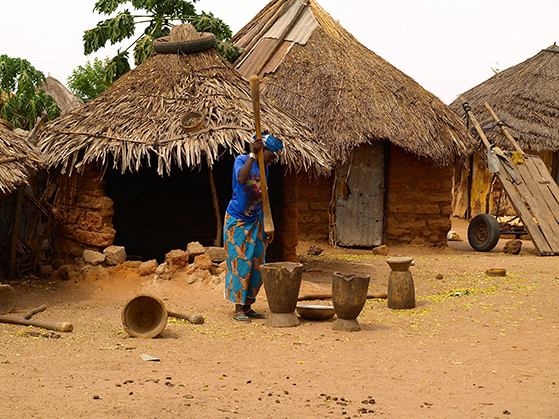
[37,77,83,115]
[37,25,329,176]
[232,0,472,166]
[450,43,559,152]
[0,120,43,194]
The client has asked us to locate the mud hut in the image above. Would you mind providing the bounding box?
[37,24,329,264]
[233,0,472,247]
[0,120,43,195]
[37,77,83,115]
[450,43,559,218]
[0,120,46,278]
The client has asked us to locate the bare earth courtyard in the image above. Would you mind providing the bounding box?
[1,218,558,419]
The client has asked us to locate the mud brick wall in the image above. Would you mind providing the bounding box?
[274,171,299,262]
[386,146,453,246]
[53,165,115,263]
[297,174,331,241]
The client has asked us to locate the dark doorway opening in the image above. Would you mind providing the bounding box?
[104,157,234,263]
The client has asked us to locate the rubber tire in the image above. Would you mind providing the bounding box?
[153,33,216,55]
[467,214,500,252]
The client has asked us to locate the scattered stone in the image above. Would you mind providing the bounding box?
[372,245,389,256]
[103,246,127,266]
[435,273,444,280]
[306,245,324,256]
[39,265,54,277]
[81,265,104,282]
[123,260,142,269]
[215,261,227,275]
[187,254,213,273]
[186,242,205,261]
[51,264,81,282]
[486,268,507,277]
[185,270,206,284]
[447,230,462,241]
[155,263,167,275]
[138,260,158,276]
[83,249,105,266]
[165,249,189,271]
[503,240,522,254]
[205,246,226,263]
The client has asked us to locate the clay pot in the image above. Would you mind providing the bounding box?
[331,272,370,331]
[261,262,303,327]
[386,257,415,309]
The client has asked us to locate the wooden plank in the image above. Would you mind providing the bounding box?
[531,157,559,205]
[496,169,552,255]
[524,156,559,225]
[514,162,559,248]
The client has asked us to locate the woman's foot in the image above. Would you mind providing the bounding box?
[245,308,266,319]
[234,304,250,322]
[234,312,251,322]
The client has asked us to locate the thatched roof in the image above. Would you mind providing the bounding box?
[232,0,473,166]
[0,120,43,194]
[37,77,83,115]
[37,25,329,176]
[449,43,559,153]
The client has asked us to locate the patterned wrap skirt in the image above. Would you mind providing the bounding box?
[224,212,267,305]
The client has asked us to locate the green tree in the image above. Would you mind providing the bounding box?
[0,55,60,130]
[67,57,111,103]
[84,0,241,85]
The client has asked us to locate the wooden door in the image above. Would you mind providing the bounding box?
[335,143,384,247]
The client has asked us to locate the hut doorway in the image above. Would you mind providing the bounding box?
[104,159,233,263]
[334,142,384,247]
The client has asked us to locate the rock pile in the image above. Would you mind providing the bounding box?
[47,242,228,285]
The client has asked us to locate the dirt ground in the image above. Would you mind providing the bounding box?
[1,217,558,419]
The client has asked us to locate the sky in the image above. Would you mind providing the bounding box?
[1,0,558,104]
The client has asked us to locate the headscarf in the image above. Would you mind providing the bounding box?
[263,134,283,159]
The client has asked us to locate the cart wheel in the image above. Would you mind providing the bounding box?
[467,214,500,251]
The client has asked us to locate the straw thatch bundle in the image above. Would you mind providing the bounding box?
[450,43,559,153]
[0,121,43,194]
[232,0,472,166]
[37,77,83,115]
[37,24,329,176]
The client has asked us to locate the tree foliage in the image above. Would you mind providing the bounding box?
[0,55,60,130]
[84,0,242,84]
[67,57,112,103]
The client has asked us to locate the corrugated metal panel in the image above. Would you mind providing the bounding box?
[236,38,276,79]
[261,41,295,76]
[264,0,318,45]
[335,143,385,247]
[235,0,317,79]
[237,38,295,79]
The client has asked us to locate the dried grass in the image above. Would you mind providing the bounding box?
[450,44,559,152]
[37,25,330,176]
[233,0,473,166]
[0,123,43,194]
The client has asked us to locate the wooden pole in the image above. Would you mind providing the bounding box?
[483,102,524,153]
[249,75,274,235]
[208,168,223,246]
[8,186,23,280]
[459,97,492,149]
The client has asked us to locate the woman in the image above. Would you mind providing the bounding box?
[224,133,283,322]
